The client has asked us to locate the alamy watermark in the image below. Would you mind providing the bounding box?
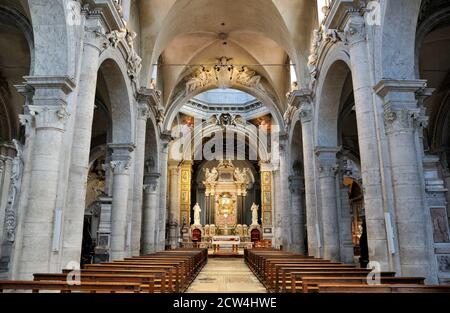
[168,116,283,165]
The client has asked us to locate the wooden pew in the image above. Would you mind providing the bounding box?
[63,268,175,292]
[294,277,426,293]
[304,283,450,293]
[34,272,161,293]
[0,280,142,293]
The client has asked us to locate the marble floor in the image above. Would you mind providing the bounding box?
[186,258,267,293]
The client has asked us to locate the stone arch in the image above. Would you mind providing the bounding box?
[314,46,352,147]
[27,0,75,77]
[0,4,34,142]
[289,118,304,176]
[0,5,35,74]
[378,0,422,80]
[144,112,161,173]
[175,122,271,163]
[163,85,284,132]
[415,6,450,78]
[97,55,134,144]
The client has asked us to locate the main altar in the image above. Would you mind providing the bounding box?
[203,160,255,235]
[185,160,263,252]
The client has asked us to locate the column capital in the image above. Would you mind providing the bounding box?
[108,143,135,174]
[110,159,131,174]
[21,76,76,131]
[374,79,430,131]
[315,146,340,178]
[143,173,160,193]
[343,13,366,46]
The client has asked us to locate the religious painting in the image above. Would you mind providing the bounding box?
[437,255,450,272]
[430,208,450,243]
[263,211,272,225]
[263,191,271,204]
[262,172,271,185]
[181,171,190,184]
[181,191,189,203]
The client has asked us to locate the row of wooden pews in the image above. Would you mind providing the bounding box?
[245,248,450,293]
[0,248,207,293]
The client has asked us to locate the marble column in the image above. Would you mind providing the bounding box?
[142,173,160,254]
[61,21,104,268]
[298,94,320,257]
[344,14,391,269]
[130,91,152,256]
[168,161,180,249]
[278,138,292,250]
[157,134,171,250]
[289,175,306,254]
[375,79,432,280]
[109,144,134,260]
[17,76,75,279]
[336,159,355,264]
[315,147,340,261]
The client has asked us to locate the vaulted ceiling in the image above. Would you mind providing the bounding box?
[137,0,317,114]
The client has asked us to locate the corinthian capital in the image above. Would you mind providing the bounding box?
[28,104,70,131]
[344,14,366,45]
[110,159,131,174]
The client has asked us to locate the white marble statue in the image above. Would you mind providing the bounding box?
[250,203,259,226]
[204,167,219,183]
[193,203,202,226]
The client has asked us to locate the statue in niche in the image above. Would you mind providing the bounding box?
[250,203,259,226]
[193,203,202,226]
[204,167,219,183]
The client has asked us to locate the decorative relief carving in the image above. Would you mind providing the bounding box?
[383,108,427,132]
[344,15,367,45]
[4,139,23,242]
[299,101,313,124]
[137,102,150,120]
[185,57,264,94]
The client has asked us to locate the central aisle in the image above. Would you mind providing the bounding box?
[186,258,267,293]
